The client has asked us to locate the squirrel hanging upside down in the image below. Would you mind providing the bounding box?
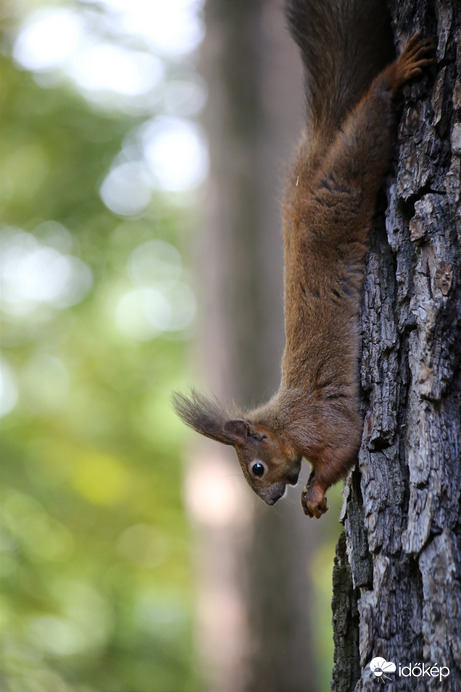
[174,0,434,518]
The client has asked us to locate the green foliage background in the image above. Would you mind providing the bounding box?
[0,3,342,691]
[1,5,200,691]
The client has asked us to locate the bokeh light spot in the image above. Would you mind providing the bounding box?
[68,43,164,97]
[100,162,152,216]
[140,116,208,191]
[128,240,182,289]
[71,453,130,505]
[13,8,83,71]
[0,228,93,315]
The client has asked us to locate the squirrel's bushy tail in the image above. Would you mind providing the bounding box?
[286,0,394,140]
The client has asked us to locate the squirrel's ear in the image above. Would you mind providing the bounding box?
[172,390,239,446]
[223,419,250,444]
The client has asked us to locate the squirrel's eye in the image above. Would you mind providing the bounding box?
[251,462,265,478]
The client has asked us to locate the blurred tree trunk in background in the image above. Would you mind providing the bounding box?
[187,1,339,691]
[332,2,461,690]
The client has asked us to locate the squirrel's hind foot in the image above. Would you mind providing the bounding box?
[394,33,436,86]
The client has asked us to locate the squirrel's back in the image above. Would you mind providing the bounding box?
[286,0,394,142]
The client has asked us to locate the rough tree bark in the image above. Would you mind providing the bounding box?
[332,2,461,691]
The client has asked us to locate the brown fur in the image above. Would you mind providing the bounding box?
[174,1,434,518]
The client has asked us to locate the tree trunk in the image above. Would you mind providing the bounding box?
[332,2,461,691]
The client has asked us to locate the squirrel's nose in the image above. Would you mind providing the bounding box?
[265,488,285,505]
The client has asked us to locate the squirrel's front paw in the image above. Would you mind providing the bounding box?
[301,484,328,519]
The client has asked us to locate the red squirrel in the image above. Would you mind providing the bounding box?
[174,0,434,518]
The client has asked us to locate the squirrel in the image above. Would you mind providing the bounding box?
[173,0,434,518]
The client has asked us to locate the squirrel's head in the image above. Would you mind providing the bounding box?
[173,390,302,506]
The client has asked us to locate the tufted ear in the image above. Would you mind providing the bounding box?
[172,389,243,446]
[223,419,250,445]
